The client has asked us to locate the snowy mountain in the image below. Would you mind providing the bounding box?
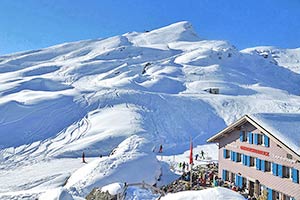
[242,46,300,74]
[0,21,300,199]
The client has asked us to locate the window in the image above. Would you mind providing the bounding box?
[265,161,271,172]
[223,149,230,159]
[258,134,263,145]
[235,174,243,188]
[231,172,235,183]
[222,169,230,181]
[287,154,293,160]
[236,153,242,162]
[254,134,263,145]
[283,166,290,178]
[240,131,247,142]
[250,157,255,167]
[242,155,251,166]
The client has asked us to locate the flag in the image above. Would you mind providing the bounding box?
[189,139,193,164]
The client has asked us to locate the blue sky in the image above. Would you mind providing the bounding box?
[0,0,299,55]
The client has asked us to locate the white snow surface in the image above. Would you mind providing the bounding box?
[100,182,124,196]
[0,21,299,199]
[241,46,300,74]
[161,187,245,200]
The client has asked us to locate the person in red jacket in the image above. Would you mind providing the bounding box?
[158,144,163,153]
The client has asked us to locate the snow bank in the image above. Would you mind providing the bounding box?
[39,188,74,200]
[161,187,245,200]
[101,182,124,195]
[65,135,161,197]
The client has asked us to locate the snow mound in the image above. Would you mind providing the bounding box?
[101,182,124,196]
[39,188,74,200]
[65,135,161,197]
[161,187,245,200]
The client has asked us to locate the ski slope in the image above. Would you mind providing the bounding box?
[0,21,300,199]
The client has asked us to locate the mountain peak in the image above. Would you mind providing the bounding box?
[125,21,201,46]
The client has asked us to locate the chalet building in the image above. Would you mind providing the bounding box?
[207,113,300,200]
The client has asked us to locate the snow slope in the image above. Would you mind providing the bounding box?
[0,21,299,199]
[242,46,300,74]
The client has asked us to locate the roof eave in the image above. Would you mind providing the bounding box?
[207,115,249,143]
[207,114,300,159]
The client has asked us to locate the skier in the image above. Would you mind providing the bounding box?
[158,144,163,153]
[152,146,156,152]
[182,162,186,172]
[195,154,199,160]
[82,152,86,163]
[201,150,205,159]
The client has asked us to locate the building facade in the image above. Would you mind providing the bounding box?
[207,114,300,200]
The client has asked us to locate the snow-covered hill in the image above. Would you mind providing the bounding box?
[0,21,300,199]
[242,46,300,74]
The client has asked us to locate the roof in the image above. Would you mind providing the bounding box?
[207,113,300,157]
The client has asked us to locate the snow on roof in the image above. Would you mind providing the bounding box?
[249,113,300,155]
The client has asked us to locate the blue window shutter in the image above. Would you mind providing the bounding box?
[222,170,226,180]
[264,135,270,147]
[234,152,237,162]
[256,158,260,170]
[267,188,273,200]
[223,149,227,159]
[244,155,247,166]
[261,160,265,172]
[231,151,234,161]
[278,165,283,178]
[242,154,245,165]
[240,131,243,142]
[254,134,258,145]
[247,156,251,167]
[239,176,243,188]
[248,132,253,144]
[235,174,239,186]
[292,168,299,183]
[272,163,278,176]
